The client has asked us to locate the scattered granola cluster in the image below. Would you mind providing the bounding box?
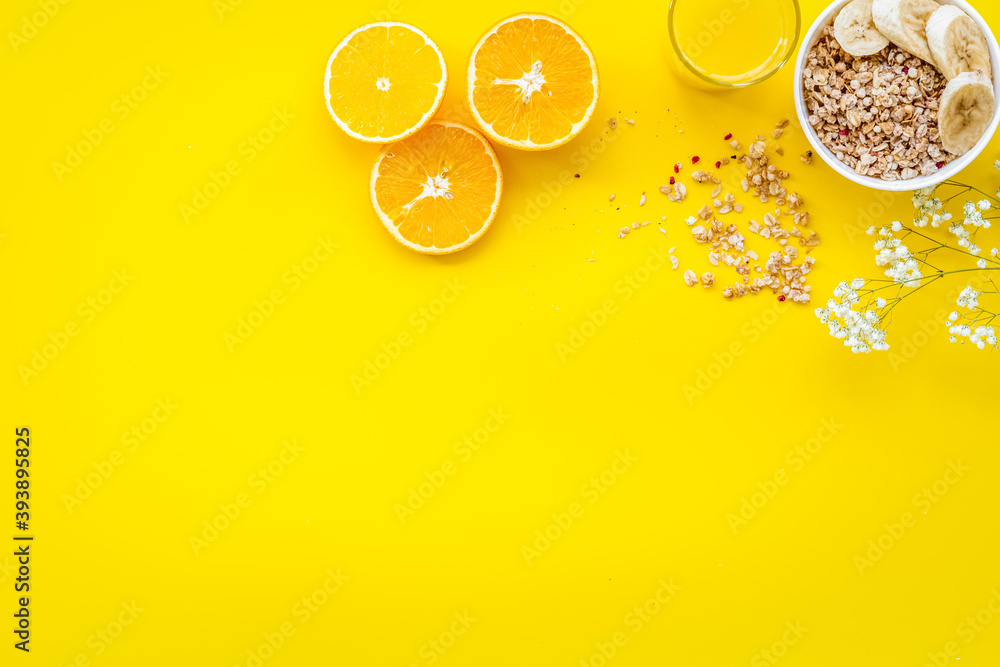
[802,26,956,181]
[660,181,688,203]
[611,127,821,303]
[680,131,820,303]
[683,269,714,287]
[607,116,635,130]
[617,220,651,238]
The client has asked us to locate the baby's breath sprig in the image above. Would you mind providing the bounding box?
[817,170,1000,353]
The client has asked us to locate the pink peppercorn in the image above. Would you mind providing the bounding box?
[692,156,700,164]
[778,295,786,302]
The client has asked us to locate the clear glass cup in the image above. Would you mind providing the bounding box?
[667,0,801,89]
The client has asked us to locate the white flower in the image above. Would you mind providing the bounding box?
[949,321,999,350]
[912,188,943,227]
[949,220,972,248]
[873,226,921,286]
[828,184,1000,356]
[957,286,980,309]
[815,285,889,354]
[912,187,937,208]
[964,201,990,229]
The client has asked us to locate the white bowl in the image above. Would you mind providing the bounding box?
[793,0,1000,191]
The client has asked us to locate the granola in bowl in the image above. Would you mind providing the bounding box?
[802,26,956,181]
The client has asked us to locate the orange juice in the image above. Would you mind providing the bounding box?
[669,0,799,86]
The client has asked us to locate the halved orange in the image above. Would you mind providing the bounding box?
[467,13,599,150]
[324,22,446,143]
[370,121,502,254]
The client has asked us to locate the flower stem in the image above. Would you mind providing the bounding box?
[902,226,1000,266]
[943,180,1000,206]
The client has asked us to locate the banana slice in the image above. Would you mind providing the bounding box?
[926,5,992,81]
[938,70,995,155]
[872,0,941,65]
[835,0,890,56]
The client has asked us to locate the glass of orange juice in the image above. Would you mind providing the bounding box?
[668,0,800,89]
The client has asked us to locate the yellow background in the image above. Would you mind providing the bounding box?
[4,0,1000,665]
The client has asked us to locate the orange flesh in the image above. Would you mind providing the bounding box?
[471,17,595,146]
[373,123,500,250]
[327,25,443,140]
